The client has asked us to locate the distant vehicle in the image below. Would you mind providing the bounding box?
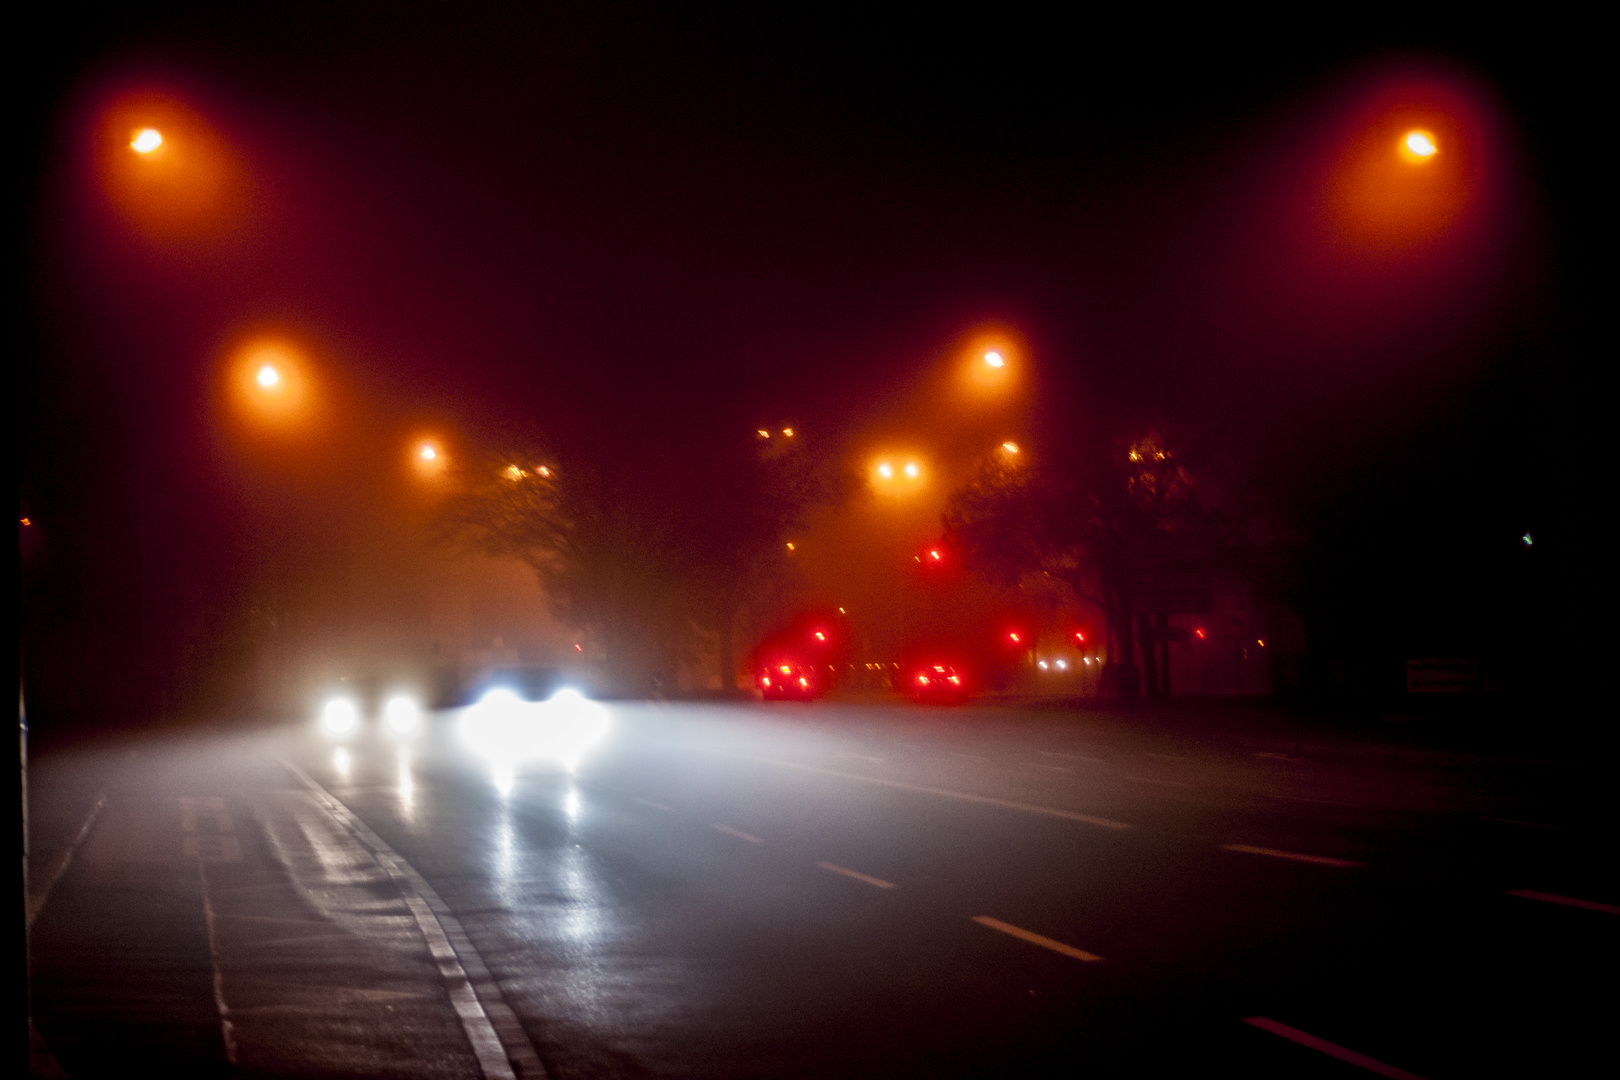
[456,665,573,705]
[316,671,428,738]
[757,661,826,700]
[750,609,847,702]
[900,660,973,704]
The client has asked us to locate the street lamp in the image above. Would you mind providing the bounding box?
[1400,129,1437,162]
[130,128,163,154]
[871,456,925,492]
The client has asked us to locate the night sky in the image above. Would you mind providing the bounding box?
[21,5,1602,725]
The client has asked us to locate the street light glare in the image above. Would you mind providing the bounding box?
[877,462,894,479]
[1002,441,1019,454]
[984,350,1005,368]
[256,364,281,389]
[419,444,437,461]
[903,462,920,478]
[1403,130,1437,158]
[130,128,163,153]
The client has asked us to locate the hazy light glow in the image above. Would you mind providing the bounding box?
[420,444,437,460]
[1002,441,1019,454]
[903,462,920,478]
[459,687,611,774]
[256,364,280,388]
[384,695,421,736]
[984,350,1005,368]
[320,697,359,737]
[876,462,893,479]
[1403,130,1437,158]
[131,128,163,153]
[397,749,416,820]
[332,747,351,779]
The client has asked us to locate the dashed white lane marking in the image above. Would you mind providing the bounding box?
[953,752,992,762]
[816,861,896,889]
[633,798,674,813]
[972,916,1103,962]
[27,791,106,929]
[1031,763,1071,773]
[1242,1017,1427,1079]
[1147,752,1190,762]
[197,862,239,1065]
[839,753,884,763]
[1124,775,1191,788]
[1220,844,1365,868]
[1040,751,1105,763]
[738,755,1132,831]
[1481,816,1563,830]
[1254,751,1300,762]
[1505,889,1620,916]
[282,759,545,1079]
[712,823,765,844]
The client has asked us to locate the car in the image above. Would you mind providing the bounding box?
[901,661,972,704]
[757,661,826,700]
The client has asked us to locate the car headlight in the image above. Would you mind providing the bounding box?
[384,694,421,735]
[320,697,359,737]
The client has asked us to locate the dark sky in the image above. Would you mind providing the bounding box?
[21,5,1603,716]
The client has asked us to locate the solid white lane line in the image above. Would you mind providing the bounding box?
[972,916,1103,962]
[26,791,106,929]
[1031,764,1072,773]
[1220,843,1364,868]
[815,861,896,889]
[737,755,1133,831]
[633,798,674,812]
[1242,1017,1426,1079]
[1505,889,1620,916]
[1039,751,1105,762]
[282,759,544,1080]
[712,823,765,844]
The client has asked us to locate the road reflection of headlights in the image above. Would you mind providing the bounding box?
[458,687,609,771]
[384,694,422,736]
[320,697,359,738]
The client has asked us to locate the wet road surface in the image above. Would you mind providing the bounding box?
[28,702,1619,1077]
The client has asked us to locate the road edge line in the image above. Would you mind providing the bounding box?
[26,791,106,929]
[280,757,546,1079]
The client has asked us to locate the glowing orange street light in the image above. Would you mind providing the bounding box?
[984,350,1005,368]
[419,444,437,461]
[1401,129,1437,161]
[130,128,163,154]
[1002,441,1019,454]
[228,338,313,430]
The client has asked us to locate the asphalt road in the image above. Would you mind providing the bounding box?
[27,701,1619,1078]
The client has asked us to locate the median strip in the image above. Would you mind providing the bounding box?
[1242,1017,1426,1079]
[815,861,896,889]
[711,823,765,844]
[1220,843,1364,868]
[971,916,1103,962]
